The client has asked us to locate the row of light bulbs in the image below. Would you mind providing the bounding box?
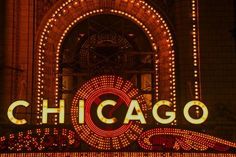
[192,0,201,100]
[1,153,235,157]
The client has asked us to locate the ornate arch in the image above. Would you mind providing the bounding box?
[35,0,176,124]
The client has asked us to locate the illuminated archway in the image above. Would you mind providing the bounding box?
[35,0,176,124]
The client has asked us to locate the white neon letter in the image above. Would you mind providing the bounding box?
[7,100,29,125]
[183,100,208,124]
[42,100,65,124]
[78,100,85,124]
[97,100,117,124]
[124,100,146,124]
[152,100,176,124]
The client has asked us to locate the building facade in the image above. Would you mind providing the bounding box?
[0,0,236,155]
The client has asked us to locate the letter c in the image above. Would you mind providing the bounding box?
[7,100,29,125]
[97,100,117,124]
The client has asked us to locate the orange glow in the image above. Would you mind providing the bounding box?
[36,0,176,125]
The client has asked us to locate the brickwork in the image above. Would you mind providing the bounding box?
[200,0,236,140]
[0,1,6,126]
[2,0,34,124]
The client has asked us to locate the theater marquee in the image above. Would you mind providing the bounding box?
[7,76,209,149]
[2,75,236,155]
[1,0,236,156]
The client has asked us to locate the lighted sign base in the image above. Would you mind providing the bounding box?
[0,128,236,153]
[0,152,236,157]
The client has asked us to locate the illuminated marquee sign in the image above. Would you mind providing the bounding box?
[8,99,208,125]
[1,75,236,153]
[4,75,236,152]
[8,75,208,127]
[1,0,236,155]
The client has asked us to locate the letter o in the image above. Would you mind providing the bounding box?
[183,100,208,124]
